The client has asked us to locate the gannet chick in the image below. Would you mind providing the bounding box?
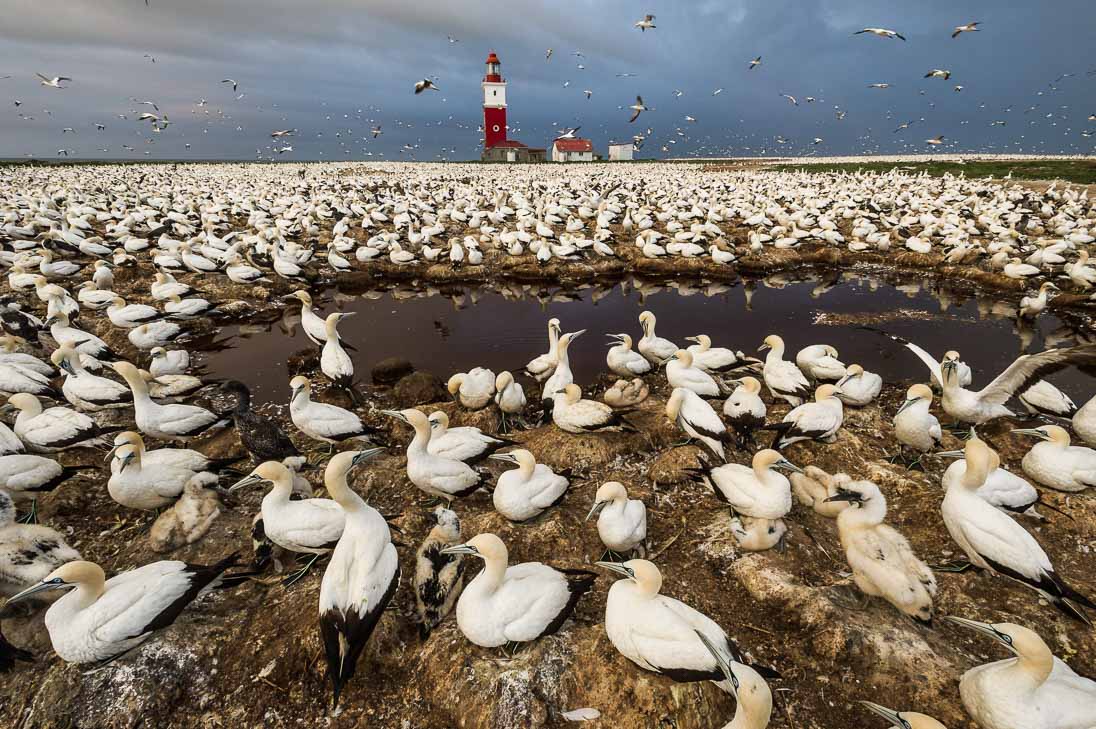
[758,335,810,406]
[231,460,344,585]
[447,367,496,410]
[859,701,947,729]
[4,393,107,452]
[600,559,774,692]
[1014,425,1096,492]
[1073,394,1096,447]
[148,473,222,553]
[690,449,801,520]
[427,411,510,464]
[223,380,300,462]
[796,344,845,382]
[790,466,851,518]
[318,448,396,708]
[441,532,595,648]
[947,617,1096,729]
[0,488,80,596]
[493,371,527,432]
[685,334,758,374]
[289,375,375,452]
[112,361,226,441]
[941,437,1095,621]
[524,318,561,381]
[730,515,787,552]
[489,449,569,522]
[6,554,238,663]
[552,384,637,434]
[606,333,652,377]
[696,630,774,729]
[894,384,943,456]
[382,408,489,501]
[827,480,936,623]
[723,376,766,447]
[320,312,356,394]
[587,481,646,559]
[836,364,882,406]
[637,311,677,365]
[666,349,729,398]
[604,378,648,408]
[667,387,731,462]
[767,385,843,449]
[1018,380,1077,418]
[415,506,465,639]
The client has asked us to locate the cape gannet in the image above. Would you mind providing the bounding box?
[1013,425,1096,492]
[447,367,496,410]
[427,411,510,463]
[383,409,489,501]
[688,449,801,520]
[551,384,637,434]
[489,449,569,522]
[666,387,731,462]
[723,377,767,447]
[524,318,561,382]
[606,333,652,377]
[3,393,107,452]
[637,311,677,365]
[289,375,375,452]
[758,335,810,406]
[112,362,226,441]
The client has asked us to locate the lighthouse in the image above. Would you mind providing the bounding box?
[482,52,507,148]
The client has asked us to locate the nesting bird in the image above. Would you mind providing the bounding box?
[414,506,465,639]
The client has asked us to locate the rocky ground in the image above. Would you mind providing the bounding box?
[1,240,1095,729]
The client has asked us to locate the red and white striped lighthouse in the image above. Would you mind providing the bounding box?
[482,52,507,149]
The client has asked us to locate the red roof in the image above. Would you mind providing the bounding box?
[489,139,528,149]
[554,139,593,153]
[486,52,500,64]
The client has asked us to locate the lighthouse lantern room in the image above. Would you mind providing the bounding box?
[482,51,508,148]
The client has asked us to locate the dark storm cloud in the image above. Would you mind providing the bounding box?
[0,0,1092,160]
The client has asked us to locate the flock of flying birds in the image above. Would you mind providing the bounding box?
[0,158,1093,727]
[3,12,1095,160]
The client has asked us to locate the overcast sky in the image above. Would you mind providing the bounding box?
[0,0,1093,161]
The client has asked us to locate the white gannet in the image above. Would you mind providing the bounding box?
[283,291,328,345]
[0,488,80,595]
[541,329,584,413]
[1073,394,1096,447]
[489,448,569,522]
[1018,380,1077,418]
[689,449,801,520]
[758,335,810,406]
[894,384,943,456]
[606,333,652,377]
[826,479,936,623]
[107,431,236,476]
[796,344,846,382]
[106,296,162,329]
[696,630,774,729]
[936,434,1047,517]
[108,444,199,510]
[441,532,595,648]
[666,349,728,398]
[427,411,510,463]
[4,393,106,452]
[524,318,561,381]
[112,362,225,441]
[128,321,185,351]
[51,343,130,411]
[599,559,775,691]
[5,554,237,663]
[493,371,527,432]
[382,409,488,502]
[320,312,356,393]
[1013,425,1096,492]
[148,347,190,377]
[552,384,636,434]
[941,437,1095,621]
[0,454,89,519]
[1019,282,1057,319]
[685,334,757,374]
[859,701,947,729]
[45,311,119,362]
[318,448,396,708]
[947,616,1096,729]
[666,387,731,462]
[768,384,843,449]
[288,375,374,452]
[414,506,465,639]
[835,364,882,406]
[231,460,344,584]
[447,367,496,410]
[636,311,677,366]
[723,376,767,447]
[939,345,1096,424]
[586,481,646,558]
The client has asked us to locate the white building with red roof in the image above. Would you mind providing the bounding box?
[551,138,595,162]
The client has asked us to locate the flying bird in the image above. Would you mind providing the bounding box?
[371,126,382,138]
[868,83,891,89]
[925,136,945,145]
[36,74,71,89]
[221,79,237,92]
[270,129,296,138]
[712,88,723,96]
[546,48,553,61]
[414,79,439,94]
[855,28,906,41]
[748,56,761,70]
[952,21,980,38]
[634,14,656,31]
[628,96,648,123]
[583,89,592,99]
[447,35,459,43]
[555,126,581,140]
[780,93,798,106]
[925,69,952,80]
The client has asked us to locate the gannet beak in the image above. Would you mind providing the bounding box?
[6,577,71,605]
[571,329,587,339]
[440,543,479,557]
[896,397,917,415]
[774,458,804,474]
[60,360,76,376]
[487,453,518,464]
[338,311,356,319]
[859,701,908,728]
[228,473,264,492]
[757,343,770,352]
[118,451,136,472]
[944,616,1019,654]
[693,629,739,698]
[594,561,634,578]
[44,316,58,326]
[685,336,698,343]
[836,374,851,387]
[0,404,14,416]
[1011,428,1050,441]
[585,500,607,521]
[932,450,964,459]
[823,488,863,504]
[350,447,385,467]
[660,354,678,365]
[380,409,408,424]
[104,443,121,461]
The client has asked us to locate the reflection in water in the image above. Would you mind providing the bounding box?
[198,271,1094,406]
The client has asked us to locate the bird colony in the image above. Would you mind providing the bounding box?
[0,160,1095,729]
